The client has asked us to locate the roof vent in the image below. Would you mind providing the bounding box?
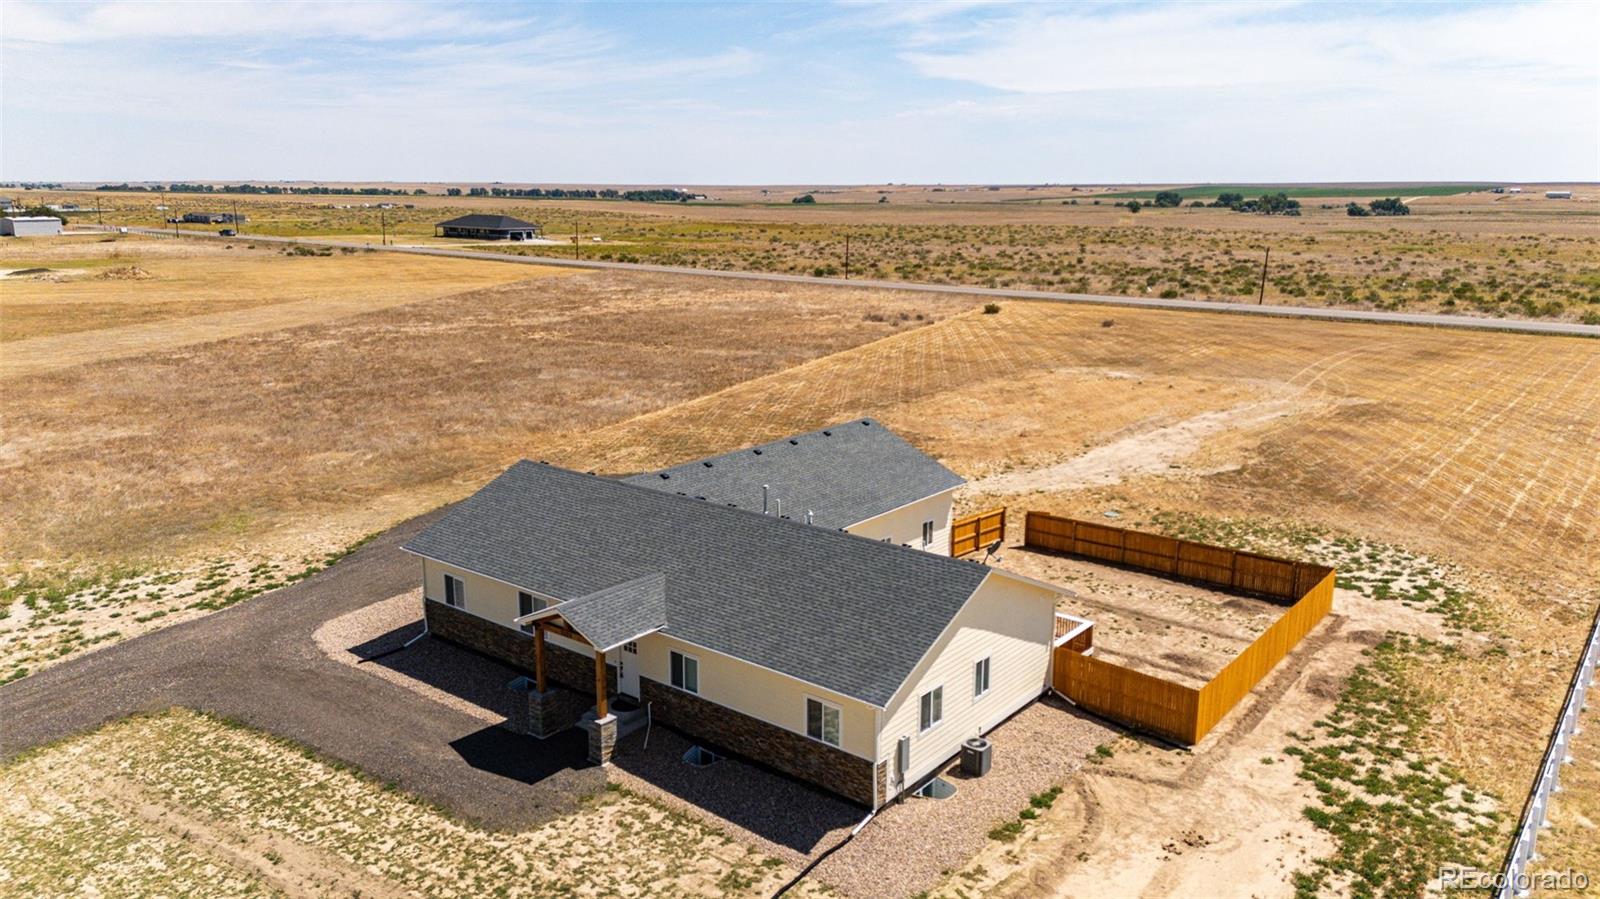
[702,461,714,468]
[695,495,707,501]
[861,420,871,426]
[753,449,762,455]
[659,473,670,480]
[788,439,799,445]
[822,430,832,437]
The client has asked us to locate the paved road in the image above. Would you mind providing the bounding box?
[0,509,603,830]
[120,226,1600,339]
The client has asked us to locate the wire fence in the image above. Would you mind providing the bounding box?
[1498,603,1600,898]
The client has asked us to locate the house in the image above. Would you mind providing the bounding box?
[622,418,964,552]
[403,426,1067,807]
[434,214,542,241]
[1,216,63,237]
[1546,191,1573,199]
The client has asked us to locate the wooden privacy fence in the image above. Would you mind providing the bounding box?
[1025,512,1327,604]
[951,507,1005,557]
[1033,512,1336,745]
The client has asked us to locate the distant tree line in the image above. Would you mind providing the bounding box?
[95,183,423,196]
[447,187,696,201]
[1347,197,1411,217]
[1116,190,1300,215]
[89,182,705,202]
[1181,191,1303,216]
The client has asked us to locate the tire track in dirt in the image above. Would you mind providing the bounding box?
[81,773,409,899]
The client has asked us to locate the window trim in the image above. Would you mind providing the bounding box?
[443,574,465,609]
[804,696,843,748]
[919,684,944,733]
[518,591,535,632]
[974,656,992,699]
[922,519,935,548]
[669,650,700,695]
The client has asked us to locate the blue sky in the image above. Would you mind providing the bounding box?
[3,1,1596,183]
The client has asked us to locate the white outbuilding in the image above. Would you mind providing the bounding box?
[1,216,63,237]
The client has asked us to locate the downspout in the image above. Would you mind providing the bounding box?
[404,558,430,647]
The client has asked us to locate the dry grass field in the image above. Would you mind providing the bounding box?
[0,708,825,898]
[3,223,1597,896]
[29,184,1600,321]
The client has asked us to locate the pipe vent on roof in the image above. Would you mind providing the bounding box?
[702,461,714,468]
[822,430,832,437]
[753,449,762,455]
[861,420,871,426]
[789,439,799,445]
[659,473,670,480]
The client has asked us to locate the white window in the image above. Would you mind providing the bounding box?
[670,650,699,694]
[443,574,465,609]
[922,520,935,548]
[974,657,992,698]
[806,698,841,747]
[919,686,943,732]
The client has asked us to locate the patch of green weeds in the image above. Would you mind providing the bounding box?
[1286,635,1501,898]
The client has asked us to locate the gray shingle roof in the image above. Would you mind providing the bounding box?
[404,462,994,707]
[437,214,539,230]
[623,419,964,530]
[543,573,667,651]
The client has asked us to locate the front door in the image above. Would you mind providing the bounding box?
[616,641,641,699]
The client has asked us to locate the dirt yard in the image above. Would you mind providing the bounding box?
[998,547,1285,688]
[0,708,828,898]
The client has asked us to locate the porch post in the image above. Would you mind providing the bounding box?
[533,622,547,694]
[593,649,608,718]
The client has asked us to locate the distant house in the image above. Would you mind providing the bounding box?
[404,419,1068,806]
[434,214,541,241]
[1,216,63,237]
[181,212,247,224]
[1546,191,1573,200]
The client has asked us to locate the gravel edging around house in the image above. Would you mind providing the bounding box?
[611,694,1116,898]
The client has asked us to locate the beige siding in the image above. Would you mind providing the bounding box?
[845,489,956,555]
[422,559,590,649]
[634,633,879,761]
[876,572,1057,794]
[420,558,877,760]
[423,559,528,626]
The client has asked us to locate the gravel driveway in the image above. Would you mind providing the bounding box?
[0,508,604,830]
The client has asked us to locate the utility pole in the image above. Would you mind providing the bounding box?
[380,208,387,246]
[573,221,580,259]
[1257,248,1270,305]
[844,234,850,280]
[232,199,240,233]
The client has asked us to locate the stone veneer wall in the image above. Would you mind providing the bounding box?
[640,676,877,806]
[424,599,616,697]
